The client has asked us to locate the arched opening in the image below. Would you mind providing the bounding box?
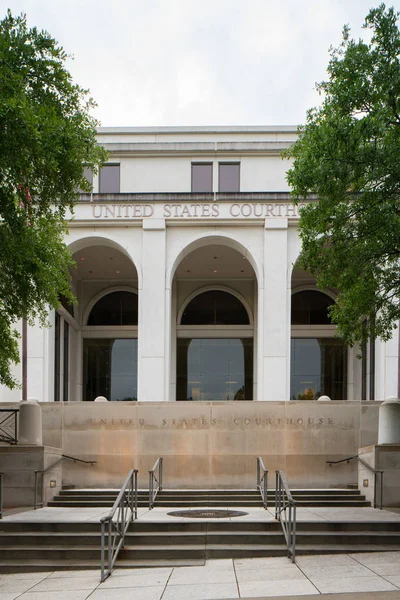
[172,243,257,401]
[84,291,138,402]
[57,240,139,402]
[290,265,347,400]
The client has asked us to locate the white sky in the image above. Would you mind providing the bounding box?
[1,0,389,127]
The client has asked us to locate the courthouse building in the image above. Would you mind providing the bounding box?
[1,126,400,493]
[0,125,398,406]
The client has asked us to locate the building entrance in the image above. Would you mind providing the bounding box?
[172,243,256,401]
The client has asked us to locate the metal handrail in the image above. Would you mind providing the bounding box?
[275,470,297,563]
[327,455,384,510]
[34,454,97,509]
[0,472,3,519]
[0,409,18,444]
[256,457,268,509]
[100,469,138,582]
[149,457,163,509]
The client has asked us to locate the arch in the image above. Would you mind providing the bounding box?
[291,289,335,326]
[67,235,142,290]
[167,233,261,290]
[83,286,139,326]
[177,285,253,326]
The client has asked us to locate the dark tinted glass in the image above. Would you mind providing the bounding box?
[291,290,334,325]
[88,292,138,326]
[78,167,93,193]
[181,291,249,325]
[83,338,137,401]
[63,321,69,401]
[219,163,240,192]
[290,338,347,400]
[60,294,74,317]
[177,338,253,400]
[191,163,212,192]
[54,313,61,402]
[99,164,120,193]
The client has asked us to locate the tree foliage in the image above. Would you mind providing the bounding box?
[0,10,107,388]
[284,4,400,347]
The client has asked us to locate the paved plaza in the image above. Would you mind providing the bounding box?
[1,505,400,599]
[1,553,400,599]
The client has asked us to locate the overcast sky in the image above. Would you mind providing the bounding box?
[0,0,388,127]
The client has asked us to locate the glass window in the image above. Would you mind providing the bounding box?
[99,164,120,193]
[177,338,253,401]
[83,338,138,401]
[291,290,334,325]
[191,163,212,193]
[290,338,347,400]
[60,294,74,318]
[181,291,249,325]
[219,163,240,192]
[63,321,69,402]
[88,292,138,326]
[54,313,61,402]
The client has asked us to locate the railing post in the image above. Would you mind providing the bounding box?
[108,518,112,575]
[149,471,153,509]
[292,504,297,562]
[101,519,105,582]
[34,470,38,510]
[275,471,279,520]
[0,472,3,519]
[373,472,377,509]
[134,469,138,519]
[257,458,260,489]
[264,470,268,509]
[380,472,384,510]
[160,458,163,491]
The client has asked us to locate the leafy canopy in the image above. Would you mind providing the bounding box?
[0,10,107,388]
[284,4,400,347]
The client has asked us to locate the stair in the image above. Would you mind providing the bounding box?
[1,518,400,573]
[48,488,371,508]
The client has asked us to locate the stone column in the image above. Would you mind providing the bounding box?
[137,219,166,401]
[262,218,289,400]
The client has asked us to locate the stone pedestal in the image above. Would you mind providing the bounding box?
[19,401,42,445]
[378,397,400,444]
[0,445,62,508]
[358,444,400,508]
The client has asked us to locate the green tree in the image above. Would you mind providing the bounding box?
[284,4,400,347]
[0,10,107,388]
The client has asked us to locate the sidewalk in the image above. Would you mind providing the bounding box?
[1,553,400,599]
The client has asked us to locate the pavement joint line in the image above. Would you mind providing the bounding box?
[232,558,241,598]
[158,565,173,600]
[292,555,322,595]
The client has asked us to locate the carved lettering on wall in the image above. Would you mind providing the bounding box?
[90,202,307,220]
[87,416,336,428]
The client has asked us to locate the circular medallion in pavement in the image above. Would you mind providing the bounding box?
[167,509,248,518]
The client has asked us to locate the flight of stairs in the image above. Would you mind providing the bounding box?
[1,488,399,573]
[48,488,372,509]
[1,518,400,573]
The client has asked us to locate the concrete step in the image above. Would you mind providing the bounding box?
[1,518,399,573]
[50,488,370,509]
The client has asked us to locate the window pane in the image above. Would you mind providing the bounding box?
[88,291,138,326]
[83,338,137,401]
[191,163,212,192]
[181,291,249,325]
[219,163,240,192]
[290,338,347,400]
[54,313,61,402]
[177,338,253,400]
[63,321,69,402]
[291,290,334,325]
[99,164,120,193]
